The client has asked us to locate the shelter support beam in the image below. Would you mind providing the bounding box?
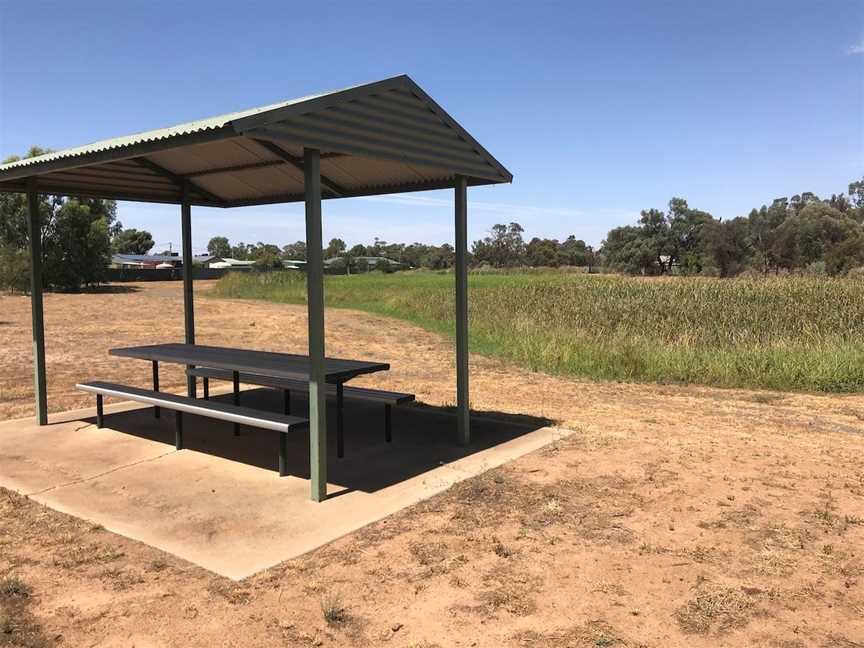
[183,154,345,180]
[305,147,328,502]
[26,181,48,425]
[134,157,226,206]
[253,139,346,198]
[455,175,470,445]
[181,183,196,397]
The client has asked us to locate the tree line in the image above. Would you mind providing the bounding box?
[204,235,461,271]
[603,178,864,277]
[200,175,864,277]
[199,228,597,273]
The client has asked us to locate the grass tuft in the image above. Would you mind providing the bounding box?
[0,575,29,598]
[320,592,346,625]
[675,583,763,634]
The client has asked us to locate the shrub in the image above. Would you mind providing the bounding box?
[803,261,827,277]
[0,244,29,294]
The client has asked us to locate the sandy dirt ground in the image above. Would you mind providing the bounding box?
[1,281,863,647]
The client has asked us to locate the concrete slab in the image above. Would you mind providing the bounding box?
[0,389,570,579]
[0,401,172,495]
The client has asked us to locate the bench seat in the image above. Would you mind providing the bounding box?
[76,381,308,476]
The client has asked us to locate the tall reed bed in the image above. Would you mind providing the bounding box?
[210,271,864,392]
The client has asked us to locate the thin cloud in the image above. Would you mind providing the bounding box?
[115,194,636,249]
[848,41,864,54]
[357,193,636,222]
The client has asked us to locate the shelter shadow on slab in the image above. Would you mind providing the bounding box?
[80,284,141,294]
[80,387,550,494]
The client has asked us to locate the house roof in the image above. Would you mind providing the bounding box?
[218,258,255,266]
[356,256,402,264]
[0,75,512,208]
[323,255,401,266]
[112,254,183,264]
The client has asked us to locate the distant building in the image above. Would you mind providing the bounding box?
[208,258,255,270]
[323,256,403,274]
[111,254,183,269]
[354,256,404,272]
[193,254,222,266]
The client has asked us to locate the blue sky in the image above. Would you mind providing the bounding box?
[1,1,862,254]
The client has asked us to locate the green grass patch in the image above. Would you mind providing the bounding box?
[208,270,864,393]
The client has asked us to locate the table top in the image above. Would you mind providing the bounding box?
[110,343,389,383]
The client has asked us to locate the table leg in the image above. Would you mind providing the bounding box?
[186,366,196,399]
[232,370,240,436]
[96,394,104,428]
[152,361,160,419]
[336,383,344,459]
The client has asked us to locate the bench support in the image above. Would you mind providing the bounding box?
[203,376,209,400]
[175,411,183,450]
[336,383,344,459]
[152,360,160,418]
[232,370,240,436]
[279,433,288,477]
[283,389,291,415]
[96,394,104,428]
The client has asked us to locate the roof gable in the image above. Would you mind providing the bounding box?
[0,75,512,207]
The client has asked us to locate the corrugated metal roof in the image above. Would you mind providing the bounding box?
[0,75,512,207]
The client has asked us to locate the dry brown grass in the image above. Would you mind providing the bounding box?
[0,597,49,648]
[674,582,766,634]
[0,282,863,646]
[515,620,644,647]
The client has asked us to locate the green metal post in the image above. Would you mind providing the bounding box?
[455,175,470,444]
[304,148,328,502]
[181,183,196,397]
[26,181,48,425]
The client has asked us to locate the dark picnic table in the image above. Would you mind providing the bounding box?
[110,343,390,445]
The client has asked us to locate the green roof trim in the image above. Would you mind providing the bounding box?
[0,81,370,173]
